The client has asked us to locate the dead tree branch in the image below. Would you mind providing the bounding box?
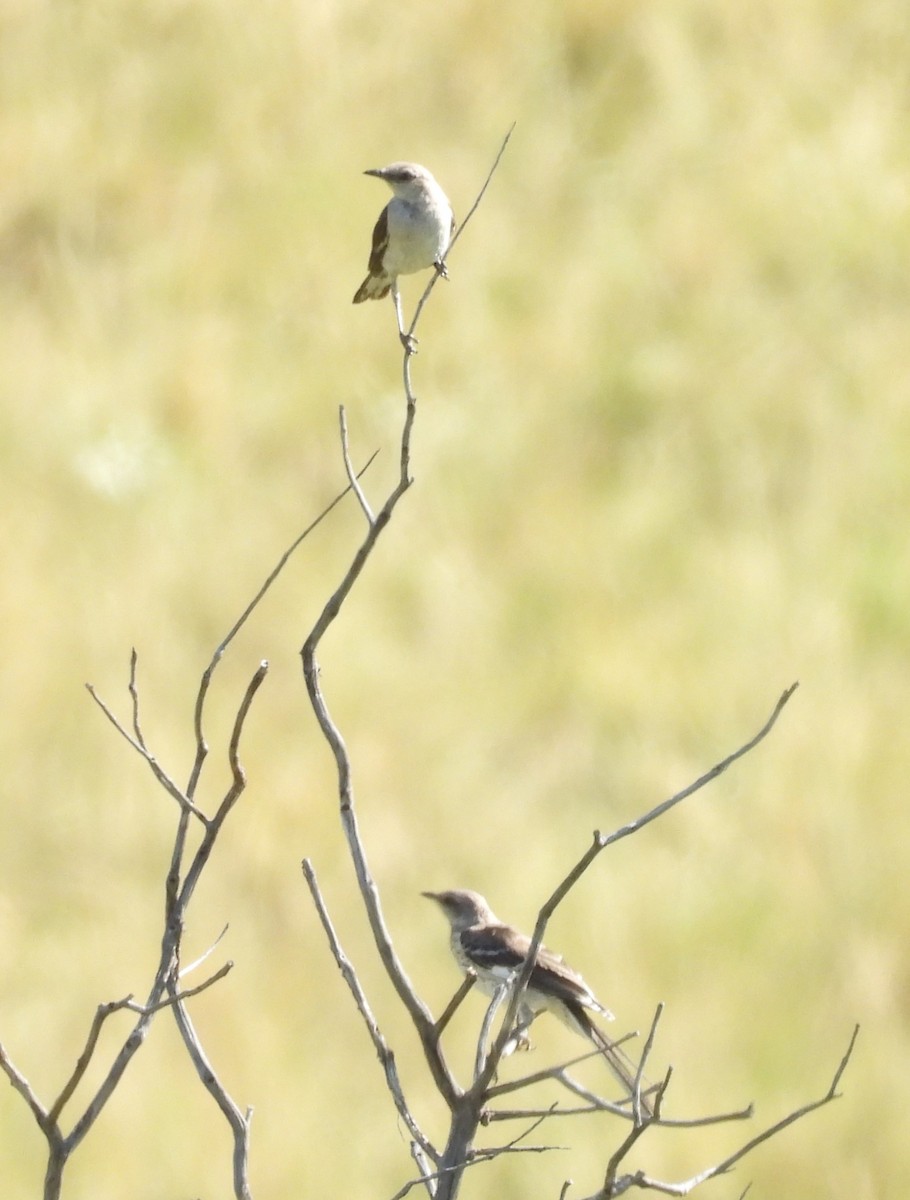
[484,684,800,1094]
[575,1025,859,1199]
[302,858,437,1161]
[2,463,377,1200]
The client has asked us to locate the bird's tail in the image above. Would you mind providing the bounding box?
[353,272,392,303]
[583,1014,655,1118]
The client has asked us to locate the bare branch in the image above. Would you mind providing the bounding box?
[632,1004,664,1125]
[474,982,510,1082]
[128,647,143,745]
[602,1107,650,1196]
[0,1039,51,1132]
[302,858,437,1162]
[388,1134,562,1200]
[433,975,477,1039]
[188,450,379,797]
[228,661,268,788]
[59,1004,159,1156]
[14,469,382,1197]
[552,1072,753,1128]
[495,1103,562,1152]
[46,997,135,1125]
[409,123,515,344]
[409,1140,438,1199]
[397,127,514,481]
[179,924,231,978]
[339,406,375,525]
[136,962,233,1012]
[579,1026,859,1199]
[488,1046,617,1098]
[169,984,253,1200]
[551,684,800,918]
[484,685,800,1091]
[84,681,207,825]
[179,662,269,913]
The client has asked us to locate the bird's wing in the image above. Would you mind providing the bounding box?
[367,205,390,276]
[464,924,609,1014]
[527,947,604,1009]
[513,931,613,1018]
[461,925,527,978]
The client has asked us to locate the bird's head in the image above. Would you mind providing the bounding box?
[422,889,495,931]
[364,162,435,200]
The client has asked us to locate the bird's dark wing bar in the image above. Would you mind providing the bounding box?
[460,926,527,972]
[367,204,390,275]
[463,925,594,1006]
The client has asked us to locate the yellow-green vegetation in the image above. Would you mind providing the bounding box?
[1,1,906,1196]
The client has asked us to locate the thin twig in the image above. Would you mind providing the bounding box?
[559,684,801,912]
[47,997,135,1125]
[179,662,269,912]
[135,962,233,1012]
[188,450,379,796]
[487,1046,616,1097]
[302,859,438,1162]
[84,683,207,824]
[339,406,375,525]
[490,1104,564,1153]
[399,125,515,465]
[474,982,510,1082]
[0,1040,51,1131]
[388,1137,562,1200]
[128,648,143,745]
[409,123,515,342]
[179,924,231,978]
[409,1140,437,1199]
[433,975,477,1039]
[553,1072,753,1127]
[632,1003,664,1125]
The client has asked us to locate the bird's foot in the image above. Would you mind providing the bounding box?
[399,331,419,355]
[502,1028,533,1056]
[434,259,449,281]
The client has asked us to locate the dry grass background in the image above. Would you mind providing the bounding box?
[1,0,908,1196]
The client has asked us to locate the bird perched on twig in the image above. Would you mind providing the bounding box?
[423,888,652,1115]
[353,162,455,353]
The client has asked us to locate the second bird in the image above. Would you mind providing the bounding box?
[423,888,654,1116]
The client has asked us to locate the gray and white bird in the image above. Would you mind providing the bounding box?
[423,888,652,1114]
[353,162,455,352]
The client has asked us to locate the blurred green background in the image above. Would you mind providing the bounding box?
[1,0,907,1196]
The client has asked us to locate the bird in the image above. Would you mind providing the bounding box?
[423,888,652,1114]
[353,161,455,352]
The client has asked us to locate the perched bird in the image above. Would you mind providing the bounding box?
[423,888,652,1114]
[353,162,455,352]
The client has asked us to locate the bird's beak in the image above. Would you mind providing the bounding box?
[363,168,383,178]
[421,891,441,902]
